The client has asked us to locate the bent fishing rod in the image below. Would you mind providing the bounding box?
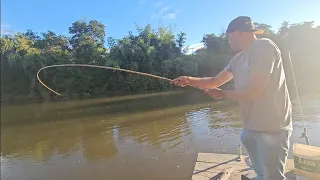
[37,64,206,96]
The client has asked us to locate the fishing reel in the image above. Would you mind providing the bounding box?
[300,128,310,145]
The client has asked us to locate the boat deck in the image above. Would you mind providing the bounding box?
[192,153,296,180]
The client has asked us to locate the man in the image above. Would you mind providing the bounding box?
[172,16,292,180]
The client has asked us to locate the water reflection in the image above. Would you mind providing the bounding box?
[1,91,319,180]
[1,91,212,125]
[116,105,190,144]
[1,120,118,162]
[1,91,220,160]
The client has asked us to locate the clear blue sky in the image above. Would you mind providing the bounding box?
[2,0,320,46]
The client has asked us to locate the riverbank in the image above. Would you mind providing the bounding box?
[1,89,238,126]
[1,82,235,105]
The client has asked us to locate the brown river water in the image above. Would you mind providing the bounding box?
[1,91,320,180]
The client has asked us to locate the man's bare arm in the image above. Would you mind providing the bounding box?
[173,69,233,89]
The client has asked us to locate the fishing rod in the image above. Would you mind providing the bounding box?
[286,51,310,145]
[37,64,176,96]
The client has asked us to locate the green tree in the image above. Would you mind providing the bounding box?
[176,31,187,55]
[1,19,319,102]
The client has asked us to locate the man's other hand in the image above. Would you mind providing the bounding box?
[204,89,224,99]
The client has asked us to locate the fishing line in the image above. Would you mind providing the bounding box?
[37,64,174,96]
[286,51,310,145]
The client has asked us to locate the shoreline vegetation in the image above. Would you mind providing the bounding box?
[0,89,238,125]
[1,20,319,103]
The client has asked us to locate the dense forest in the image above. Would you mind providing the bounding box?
[1,20,319,101]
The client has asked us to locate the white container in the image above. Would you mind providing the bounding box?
[293,143,320,180]
[296,175,310,180]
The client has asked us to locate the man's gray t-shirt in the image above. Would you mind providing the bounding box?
[225,38,292,132]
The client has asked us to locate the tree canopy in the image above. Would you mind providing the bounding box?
[1,20,319,101]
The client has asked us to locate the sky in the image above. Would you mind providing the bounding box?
[2,0,320,49]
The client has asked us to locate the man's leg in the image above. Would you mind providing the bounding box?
[256,130,292,180]
[240,129,264,180]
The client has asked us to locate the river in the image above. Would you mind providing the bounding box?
[1,91,320,180]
